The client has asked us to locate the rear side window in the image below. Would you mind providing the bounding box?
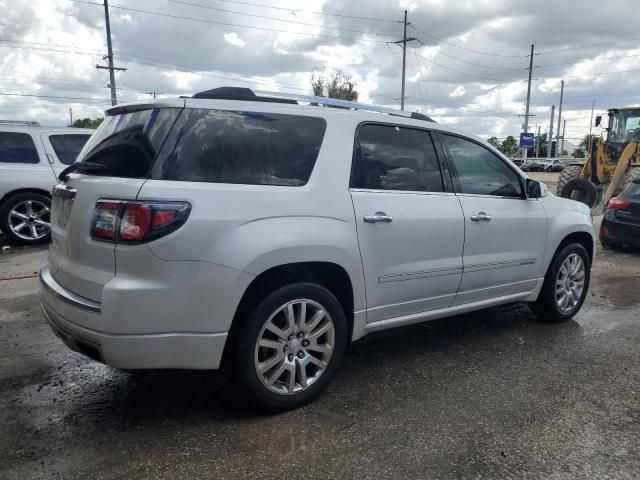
[77,108,181,178]
[0,132,39,164]
[49,134,91,165]
[151,109,326,186]
[350,124,443,192]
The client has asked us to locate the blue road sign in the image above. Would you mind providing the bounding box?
[519,132,535,148]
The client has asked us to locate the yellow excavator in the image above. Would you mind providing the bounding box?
[557,107,640,208]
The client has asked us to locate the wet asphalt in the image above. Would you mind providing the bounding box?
[1,219,639,480]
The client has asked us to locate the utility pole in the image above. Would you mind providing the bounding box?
[393,10,418,111]
[68,108,73,127]
[521,44,535,159]
[96,0,126,106]
[146,91,163,99]
[548,105,555,158]
[560,119,566,157]
[555,79,564,158]
[535,125,541,158]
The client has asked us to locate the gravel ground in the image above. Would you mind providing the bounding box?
[1,187,639,479]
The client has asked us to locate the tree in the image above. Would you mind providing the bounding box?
[310,69,358,101]
[500,136,518,156]
[573,148,586,158]
[487,136,501,149]
[72,117,104,129]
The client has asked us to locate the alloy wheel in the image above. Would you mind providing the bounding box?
[254,299,335,395]
[8,200,51,241]
[555,253,585,314]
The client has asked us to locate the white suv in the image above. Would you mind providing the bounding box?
[0,121,92,245]
[40,88,594,411]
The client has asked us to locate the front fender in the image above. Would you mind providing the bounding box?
[541,204,595,272]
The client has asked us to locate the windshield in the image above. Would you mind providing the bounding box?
[608,110,640,143]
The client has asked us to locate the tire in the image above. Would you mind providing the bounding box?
[556,164,583,196]
[560,178,598,208]
[231,283,348,412]
[621,166,640,193]
[0,192,51,245]
[533,243,591,323]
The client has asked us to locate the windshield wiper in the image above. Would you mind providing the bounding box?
[58,162,108,182]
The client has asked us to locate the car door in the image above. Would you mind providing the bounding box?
[438,133,547,305]
[350,124,465,323]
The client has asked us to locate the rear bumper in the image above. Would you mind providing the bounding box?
[40,267,228,369]
[601,216,640,247]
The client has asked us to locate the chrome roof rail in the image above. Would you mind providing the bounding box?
[0,120,41,127]
[253,90,435,122]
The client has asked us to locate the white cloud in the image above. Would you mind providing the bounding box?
[223,32,247,48]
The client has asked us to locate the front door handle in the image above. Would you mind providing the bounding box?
[363,212,393,223]
[470,212,492,222]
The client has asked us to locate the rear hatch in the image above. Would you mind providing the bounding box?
[48,103,183,301]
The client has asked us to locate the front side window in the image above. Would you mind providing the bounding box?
[49,134,92,165]
[442,134,522,197]
[152,109,327,186]
[350,124,443,192]
[0,132,39,164]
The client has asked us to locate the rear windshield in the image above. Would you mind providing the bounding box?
[620,181,640,201]
[151,109,326,186]
[49,134,91,165]
[76,108,181,177]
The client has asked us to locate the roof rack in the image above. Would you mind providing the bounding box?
[190,87,435,123]
[0,120,41,127]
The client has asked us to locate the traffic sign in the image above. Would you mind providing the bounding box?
[519,132,534,148]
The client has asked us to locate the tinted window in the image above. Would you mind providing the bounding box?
[351,124,443,192]
[77,108,181,178]
[0,132,39,164]
[151,109,327,186]
[620,181,640,201]
[442,135,522,197]
[49,134,91,165]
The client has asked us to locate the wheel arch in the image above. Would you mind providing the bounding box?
[222,261,356,368]
[0,187,52,208]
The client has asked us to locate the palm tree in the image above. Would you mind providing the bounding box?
[580,134,598,150]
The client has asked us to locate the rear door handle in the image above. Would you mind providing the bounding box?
[363,212,393,223]
[471,212,492,222]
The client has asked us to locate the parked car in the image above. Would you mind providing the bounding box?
[600,178,640,249]
[521,161,544,172]
[0,121,92,245]
[40,88,595,411]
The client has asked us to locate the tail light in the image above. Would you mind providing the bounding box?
[91,200,191,243]
[607,197,632,210]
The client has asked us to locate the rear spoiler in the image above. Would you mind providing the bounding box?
[105,98,186,116]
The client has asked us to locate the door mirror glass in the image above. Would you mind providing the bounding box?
[595,115,602,127]
[526,179,547,198]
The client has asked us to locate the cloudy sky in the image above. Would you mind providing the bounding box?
[1,0,639,145]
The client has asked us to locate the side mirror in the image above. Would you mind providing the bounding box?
[526,179,547,199]
[595,115,602,127]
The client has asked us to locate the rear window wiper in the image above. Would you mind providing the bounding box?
[58,162,108,182]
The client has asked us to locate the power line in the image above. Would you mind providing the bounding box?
[419,45,527,71]
[535,37,640,55]
[161,0,402,23]
[408,24,524,58]
[535,53,640,69]
[410,50,511,82]
[163,0,399,38]
[68,0,395,42]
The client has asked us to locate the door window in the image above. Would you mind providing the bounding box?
[0,132,39,164]
[48,134,92,165]
[442,134,522,197]
[351,124,444,192]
